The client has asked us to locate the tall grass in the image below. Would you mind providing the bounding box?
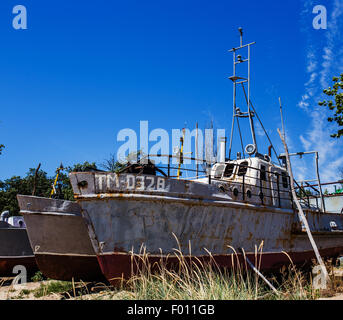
[108,240,320,300]
[1,240,331,300]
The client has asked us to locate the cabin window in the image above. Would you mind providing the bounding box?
[281,172,289,188]
[237,161,248,176]
[260,165,266,181]
[214,164,225,179]
[223,164,235,178]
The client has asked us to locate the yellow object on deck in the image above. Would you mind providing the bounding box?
[177,128,186,180]
[50,164,64,198]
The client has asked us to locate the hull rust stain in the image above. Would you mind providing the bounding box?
[69,172,343,284]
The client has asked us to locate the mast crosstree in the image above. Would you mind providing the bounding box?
[228,27,257,160]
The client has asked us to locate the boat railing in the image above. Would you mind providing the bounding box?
[147,156,293,208]
[145,154,210,179]
[131,155,341,213]
[295,180,343,214]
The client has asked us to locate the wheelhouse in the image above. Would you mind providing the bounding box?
[210,157,292,209]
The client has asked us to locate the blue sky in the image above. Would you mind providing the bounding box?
[0,0,342,183]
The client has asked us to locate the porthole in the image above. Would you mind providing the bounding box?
[78,180,88,189]
[219,185,225,193]
[247,190,252,198]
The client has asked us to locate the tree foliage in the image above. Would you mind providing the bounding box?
[0,161,99,216]
[0,151,128,216]
[319,73,343,138]
[0,168,53,216]
[65,161,98,173]
[100,154,125,172]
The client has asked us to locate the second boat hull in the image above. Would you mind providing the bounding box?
[17,195,105,282]
[0,222,37,277]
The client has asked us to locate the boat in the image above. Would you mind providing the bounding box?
[17,195,105,281]
[67,30,343,285]
[0,211,37,277]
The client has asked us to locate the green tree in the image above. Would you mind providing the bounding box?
[52,171,74,201]
[319,73,343,138]
[0,161,100,216]
[65,161,98,173]
[0,168,53,216]
[100,154,124,172]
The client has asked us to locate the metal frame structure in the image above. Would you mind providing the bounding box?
[228,28,257,160]
[279,150,326,213]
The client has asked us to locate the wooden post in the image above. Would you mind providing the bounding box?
[239,248,279,295]
[167,155,170,178]
[315,152,326,213]
[277,129,330,288]
[32,163,41,196]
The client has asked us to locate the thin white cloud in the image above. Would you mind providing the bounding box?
[320,0,343,88]
[255,122,265,137]
[296,0,343,183]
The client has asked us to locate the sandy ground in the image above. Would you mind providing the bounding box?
[0,278,128,300]
[2,268,343,300]
[320,294,343,300]
[2,279,343,300]
[0,280,60,300]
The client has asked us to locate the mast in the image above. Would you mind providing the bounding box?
[228,28,257,159]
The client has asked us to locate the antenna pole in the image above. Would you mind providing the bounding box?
[228,47,237,160]
[228,28,257,157]
[247,43,258,152]
[177,128,186,180]
[279,97,286,140]
[239,27,243,47]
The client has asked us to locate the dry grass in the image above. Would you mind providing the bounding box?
[94,240,326,300]
[2,240,341,300]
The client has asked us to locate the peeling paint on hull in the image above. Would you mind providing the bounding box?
[34,253,105,281]
[69,172,343,284]
[97,245,343,286]
[0,256,37,277]
[17,195,105,281]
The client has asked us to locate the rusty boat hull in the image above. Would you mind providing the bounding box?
[0,221,38,277]
[70,172,343,285]
[17,195,105,282]
[97,246,343,284]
